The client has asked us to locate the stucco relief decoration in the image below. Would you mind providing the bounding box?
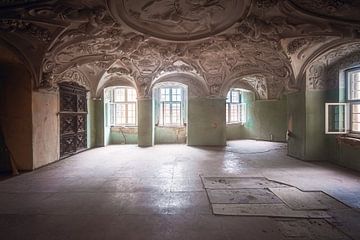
[3,0,359,99]
[306,42,360,90]
[255,0,278,9]
[108,0,251,41]
[0,19,52,42]
[243,75,268,100]
[0,0,43,7]
[56,68,92,91]
[289,0,360,23]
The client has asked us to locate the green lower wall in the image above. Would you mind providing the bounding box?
[187,98,226,146]
[138,99,153,147]
[154,127,186,144]
[287,92,306,159]
[95,98,105,147]
[110,127,138,144]
[87,99,96,148]
[287,89,360,171]
[304,90,327,160]
[332,143,360,171]
[226,92,287,142]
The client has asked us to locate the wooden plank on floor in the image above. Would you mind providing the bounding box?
[202,177,288,189]
[212,203,331,218]
[270,187,349,210]
[207,189,283,204]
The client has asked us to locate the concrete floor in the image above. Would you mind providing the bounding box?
[0,140,359,240]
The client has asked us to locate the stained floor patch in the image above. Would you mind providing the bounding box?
[276,219,351,240]
[207,189,282,204]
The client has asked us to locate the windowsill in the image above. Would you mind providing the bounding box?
[111,126,138,128]
[156,125,186,128]
[226,122,246,126]
[337,134,360,147]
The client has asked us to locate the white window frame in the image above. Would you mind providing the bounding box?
[159,87,184,127]
[109,87,137,127]
[226,89,246,124]
[346,68,360,134]
[325,103,349,134]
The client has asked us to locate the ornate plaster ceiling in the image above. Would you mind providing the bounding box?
[0,0,360,99]
[288,0,360,23]
[108,0,251,41]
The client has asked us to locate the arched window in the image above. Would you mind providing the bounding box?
[226,89,246,124]
[107,87,137,126]
[158,87,184,126]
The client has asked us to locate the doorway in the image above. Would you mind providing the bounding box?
[59,82,88,157]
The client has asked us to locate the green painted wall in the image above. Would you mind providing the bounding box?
[287,92,306,159]
[187,98,226,146]
[226,92,287,142]
[304,90,327,160]
[332,143,360,171]
[154,127,186,144]
[110,127,138,144]
[87,99,96,148]
[95,98,105,147]
[287,88,360,171]
[138,98,153,147]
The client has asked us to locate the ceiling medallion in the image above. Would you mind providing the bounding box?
[108,0,251,41]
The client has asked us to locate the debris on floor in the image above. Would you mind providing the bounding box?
[202,176,354,239]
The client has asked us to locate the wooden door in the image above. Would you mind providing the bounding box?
[59,82,87,157]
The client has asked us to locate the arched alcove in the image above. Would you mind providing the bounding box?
[152,81,188,145]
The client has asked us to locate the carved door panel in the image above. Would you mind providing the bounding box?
[59,82,87,157]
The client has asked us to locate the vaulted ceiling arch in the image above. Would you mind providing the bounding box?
[0,0,359,99]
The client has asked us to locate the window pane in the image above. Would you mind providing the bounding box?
[353,104,360,114]
[239,104,244,122]
[164,103,171,124]
[172,103,181,124]
[127,88,137,102]
[127,103,136,125]
[327,104,346,133]
[226,92,230,103]
[226,104,229,123]
[109,104,115,125]
[159,87,184,126]
[114,88,126,102]
[349,71,360,100]
[160,88,170,101]
[352,104,360,132]
[172,88,182,101]
[231,91,240,103]
[115,104,125,125]
[230,104,239,122]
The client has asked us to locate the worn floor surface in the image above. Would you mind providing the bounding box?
[0,140,359,240]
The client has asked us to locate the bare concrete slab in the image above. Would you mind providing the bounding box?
[270,187,348,210]
[207,189,283,204]
[212,203,331,218]
[276,219,352,240]
[202,177,288,189]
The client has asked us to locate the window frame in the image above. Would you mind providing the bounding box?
[158,87,184,127]
[346,67,360,134]
[226,89,246,124]
[325,103,349,134]
[109,87,137,127]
